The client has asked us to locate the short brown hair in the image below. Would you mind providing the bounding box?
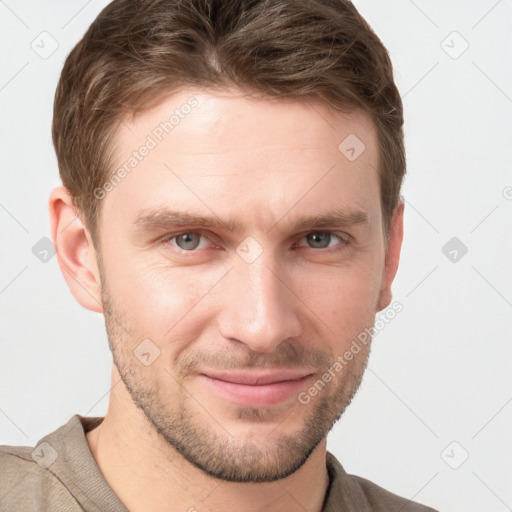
[52,0,405,242]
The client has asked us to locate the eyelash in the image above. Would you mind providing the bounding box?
[160,230,350,255]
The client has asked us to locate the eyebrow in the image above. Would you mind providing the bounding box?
[132,207,368,234]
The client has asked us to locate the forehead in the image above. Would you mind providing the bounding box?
[101,87,381,232]
[123,88,377,156]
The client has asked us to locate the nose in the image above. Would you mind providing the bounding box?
[217,254,303,353]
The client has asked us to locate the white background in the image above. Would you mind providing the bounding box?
[1,1,511,510]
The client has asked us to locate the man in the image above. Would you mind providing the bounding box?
[0,0,438,510]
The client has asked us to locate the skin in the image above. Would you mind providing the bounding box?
[49,87,403,512]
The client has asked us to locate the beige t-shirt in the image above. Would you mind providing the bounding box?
[0,415,438,511]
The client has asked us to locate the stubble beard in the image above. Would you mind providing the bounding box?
[101,283,371,483]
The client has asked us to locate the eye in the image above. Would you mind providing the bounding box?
[168,232,210,251]
[162,230,348,255]
[297,231,347,250]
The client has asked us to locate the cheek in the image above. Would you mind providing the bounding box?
[106,258,225,341]
[294,260,383,338]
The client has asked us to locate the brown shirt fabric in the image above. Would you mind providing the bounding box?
[0,415,438,511]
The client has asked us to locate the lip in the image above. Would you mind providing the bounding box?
[199,369,314,408]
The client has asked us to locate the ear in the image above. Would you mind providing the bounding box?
[377,200,404,311]
[48,187,103,313]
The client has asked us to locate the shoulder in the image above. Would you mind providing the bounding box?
[0,444,49,493]
[0,415,100,512]
[349,473,439,512]
[325,452,439,512]
[0,445,79,511]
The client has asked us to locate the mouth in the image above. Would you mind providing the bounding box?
[199,369,314,408]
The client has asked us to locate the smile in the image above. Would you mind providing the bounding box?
[199,369,314,408]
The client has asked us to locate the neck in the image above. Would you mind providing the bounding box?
[86,367,330,512]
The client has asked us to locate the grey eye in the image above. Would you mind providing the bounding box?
[306,232,332,249]
[174,233,202,250]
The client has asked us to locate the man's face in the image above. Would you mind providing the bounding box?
[95,88,393,482]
